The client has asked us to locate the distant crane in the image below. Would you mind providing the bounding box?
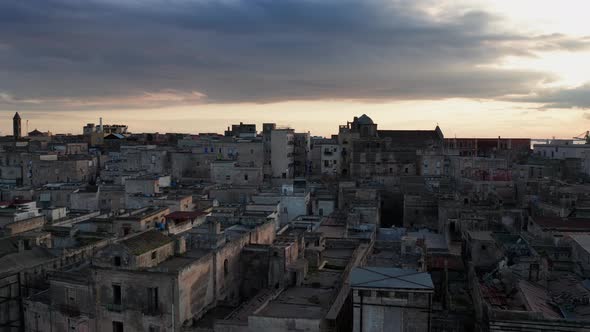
[573,131,590,144]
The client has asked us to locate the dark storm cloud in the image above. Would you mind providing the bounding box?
[0,0,589,110]
[508,84,590,110]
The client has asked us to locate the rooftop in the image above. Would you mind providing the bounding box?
[254,287,333,319]
[570,234,590,253]
[356,114,374,125]
[119,230,173,255]
[350,267,434,290]
[119,207,168,221]
[165,210,207,221]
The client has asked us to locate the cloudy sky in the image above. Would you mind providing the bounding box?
[1,0,590,137]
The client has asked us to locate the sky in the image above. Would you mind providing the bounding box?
[1,0,590,138]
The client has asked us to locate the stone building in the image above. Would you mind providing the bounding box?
[262,123,276,179]
[112,207,170,237]
[224,122,257,138]
[445,137,531,159]
[2,231,112,332]
[24,155,98,187]
[338,114,444,179]
[293,132,310,178]
[13,112,22,140]
[0,200,44,237]
[270,128,295,179]
[119,145,169,174]
[310,138,341,177]
[403,193,438,229]
[350,267,434,332]
[210,160,263,186]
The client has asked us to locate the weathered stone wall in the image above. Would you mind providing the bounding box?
[2,215,45,236]
[403,194,438,230]
[135,241,175,268]
[23,297,51,332]
[240,246,271,299]
[94,269,175,332]
[1,273,22,332]
[176,253,216,324]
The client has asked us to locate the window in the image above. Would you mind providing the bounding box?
[113,256,121,266]
[151,251,157,260]
[112,284,122,305]
[66,287,76,304]
[223,259,229,277]
[358,290,372,297]
[147,287,159,312]
[244,174,248,181]
[112,321,124,332]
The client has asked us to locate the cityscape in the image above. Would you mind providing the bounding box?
[3,1,590,332]
[1,113,590,331]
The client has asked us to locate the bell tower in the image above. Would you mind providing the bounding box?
[13,112,21,140]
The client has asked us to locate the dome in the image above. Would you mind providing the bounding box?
[356,114,374,125]
[28,129,44,137]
